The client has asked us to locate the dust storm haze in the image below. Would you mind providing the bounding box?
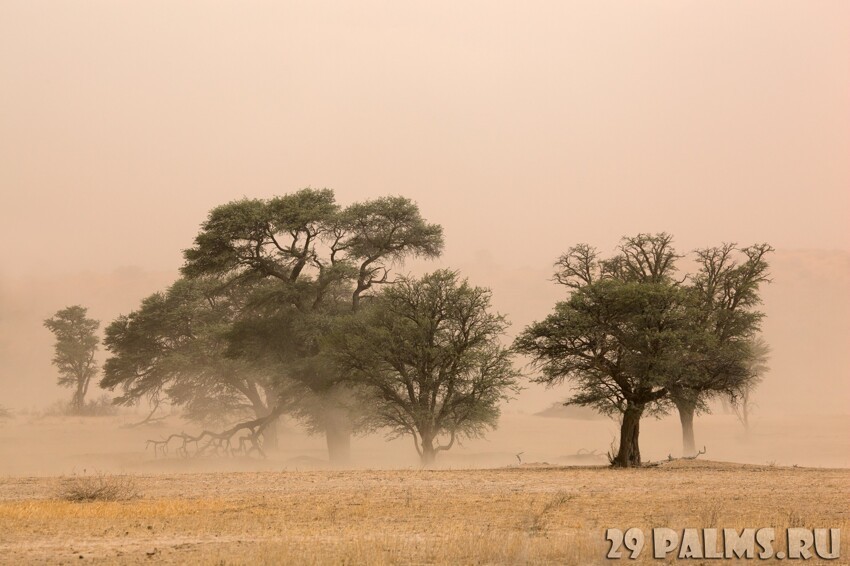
[1,1,848,474]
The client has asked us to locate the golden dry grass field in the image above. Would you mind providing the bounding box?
[0,460,847,565]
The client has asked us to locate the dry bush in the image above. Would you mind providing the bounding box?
[57,473,140,502]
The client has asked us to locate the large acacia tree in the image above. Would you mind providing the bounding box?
[44,305,100,412]
[515,234,767,467]
[329,270,520,466]
[177,188,443,464]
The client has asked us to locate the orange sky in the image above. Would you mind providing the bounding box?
[0,2,848,414]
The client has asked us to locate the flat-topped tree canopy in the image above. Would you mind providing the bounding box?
[181,189,444,311]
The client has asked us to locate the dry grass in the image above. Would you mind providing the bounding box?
[0,460,847,564]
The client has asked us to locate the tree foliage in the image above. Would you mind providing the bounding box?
[101,277,287,427]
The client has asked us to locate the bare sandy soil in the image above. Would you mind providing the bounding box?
[0,413,847,564]
[0,460,847,565]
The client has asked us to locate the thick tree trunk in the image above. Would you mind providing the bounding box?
[612,403,644,468]
[249,401,280,452]
[674,398,697,457]
[324,407,352,467]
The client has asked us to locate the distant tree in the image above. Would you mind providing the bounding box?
[44,306,100,412]
[0,405,11,421]
[329,270,520,466]
[731,337,770,433]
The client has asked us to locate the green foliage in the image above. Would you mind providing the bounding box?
[329,270,520,463]
[516,234,772,415]
[181,189,444,309]
[674,243,773,406]
[516,235,689,416]
[44,305,100,410]
[101,277,284,425]
[178,188,445,434]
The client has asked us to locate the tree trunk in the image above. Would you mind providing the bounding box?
[261,418,279,452]
[252,403,280,452]
[420,435,437,467]
[674,398,697,457]
[72,386,85,413]
[612,403,644,468]
[324,407,352,467]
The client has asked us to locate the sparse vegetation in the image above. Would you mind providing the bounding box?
[41,394,119,417]
[57,472,139,502]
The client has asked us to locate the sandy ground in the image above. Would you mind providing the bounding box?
[0,412,847,564]
[0,460,847,565]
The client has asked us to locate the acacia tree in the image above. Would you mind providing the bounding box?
[178,188,443,464]
[515,234,771,467]
[669,243,773,455]
[516,235,690,467]
[329,270,520,466]
[44,306,100,412]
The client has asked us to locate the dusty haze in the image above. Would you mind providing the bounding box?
[1,1,848,472]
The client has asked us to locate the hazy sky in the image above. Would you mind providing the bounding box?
[1,1,848,278]
[0,2,848,414]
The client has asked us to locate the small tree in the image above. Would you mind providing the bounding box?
[330,270,520,466]
[44,306,100,412]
